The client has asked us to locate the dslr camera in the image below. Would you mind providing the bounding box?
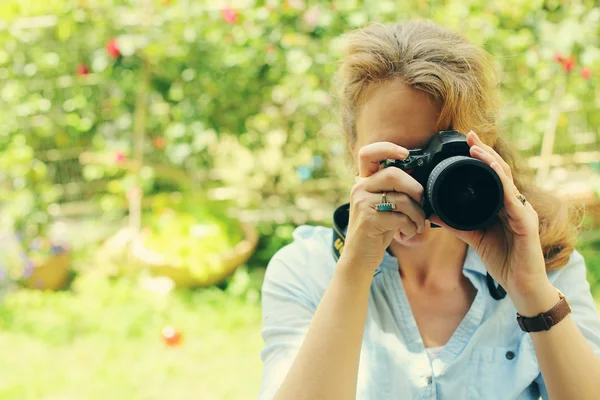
[381,130,504,231]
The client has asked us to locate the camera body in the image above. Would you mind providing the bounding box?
[381,130,504,231]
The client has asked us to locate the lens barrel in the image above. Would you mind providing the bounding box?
[427,156,503,231]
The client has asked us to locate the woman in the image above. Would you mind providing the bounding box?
[258,20,600,400]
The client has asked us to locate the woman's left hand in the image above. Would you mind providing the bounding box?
[430,131,552,302]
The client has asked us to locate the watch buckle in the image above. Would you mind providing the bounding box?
[543,315,554,331]
[517,316,528,331]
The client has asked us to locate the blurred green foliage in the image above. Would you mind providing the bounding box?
[0,0,599,270]
[2,0,599,217]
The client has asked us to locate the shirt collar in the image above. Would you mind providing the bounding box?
[463,246,488,276]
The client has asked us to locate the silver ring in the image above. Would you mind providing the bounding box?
[516,192,527,205]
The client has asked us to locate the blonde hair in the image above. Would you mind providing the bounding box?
[336,20,580,270]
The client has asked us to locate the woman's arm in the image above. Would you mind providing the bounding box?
[531,313,600,400]
[511,266,600,400]
[434,131,600,399]
[273,256,373,400]
[262,142,424,399]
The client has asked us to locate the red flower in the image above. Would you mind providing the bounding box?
[115,152,126,163]
[153,136,166,149]
[221,8,238,24]
[553,52,564,63]
[162,326,183,346]
[106,38,121,59]
[581,67,591,80]
[75,63,89,76]
[562,57,575,72]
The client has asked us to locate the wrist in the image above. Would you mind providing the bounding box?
[509,280,561,317]
[336,253,377,284]
[338,246,382,272]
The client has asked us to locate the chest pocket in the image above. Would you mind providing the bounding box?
[466,346,541,400]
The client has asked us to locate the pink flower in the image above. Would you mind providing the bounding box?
[115,152,126,163]
[303,6,320,27]
[553,52,564,63]
[76,63,89,76]
[106,38,121,59]
[562,57,575,72]
[581,67,591,80]
[221,8,238,24]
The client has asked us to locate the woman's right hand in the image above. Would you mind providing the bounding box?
[341,142,426,271]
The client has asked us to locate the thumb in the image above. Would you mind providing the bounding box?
[429,216,477,247]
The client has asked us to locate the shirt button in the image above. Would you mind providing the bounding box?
[505,351,515,360]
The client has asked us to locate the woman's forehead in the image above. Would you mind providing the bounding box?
[355,80,441,150]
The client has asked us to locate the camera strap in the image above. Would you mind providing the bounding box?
[332,203,383,277]
[331,203,350,263]
[331,203,507,300]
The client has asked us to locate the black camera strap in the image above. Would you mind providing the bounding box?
[331,203,506,300]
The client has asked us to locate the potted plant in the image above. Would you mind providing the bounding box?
[128,194,257,288]
[0,141,72,291]
[21,236,71,291]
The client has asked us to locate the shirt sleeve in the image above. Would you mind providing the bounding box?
[257,227,326,400]
[534,249,600,400]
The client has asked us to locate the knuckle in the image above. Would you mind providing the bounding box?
[350,179,366,196]
[396,193,410,206]
[352,191,368,207]
[399,218,416,234]
[383,168,400,185]
[412,184,424,201]
[358,146,370,161]
[415,184,424,197]
[405,225,417,235]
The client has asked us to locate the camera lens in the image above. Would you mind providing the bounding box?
[427,156,503,231]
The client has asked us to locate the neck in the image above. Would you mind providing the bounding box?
[389,226,469,288]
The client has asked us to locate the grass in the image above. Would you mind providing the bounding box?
[0,270,265,400]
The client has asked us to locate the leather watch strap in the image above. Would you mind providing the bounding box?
[516,289,572,333]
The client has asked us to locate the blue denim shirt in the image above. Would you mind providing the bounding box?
[258,225,600,400]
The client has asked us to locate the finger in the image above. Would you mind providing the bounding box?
[490,162,523,219]
[357,167,424,204]
[357,142,409,178]
[470,145,499,171]
[367,191,426,233]
[377,211,419,237]
[467,131,512,180]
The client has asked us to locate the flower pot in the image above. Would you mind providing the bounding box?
[131,224,258,288]
[23,250,72,291]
